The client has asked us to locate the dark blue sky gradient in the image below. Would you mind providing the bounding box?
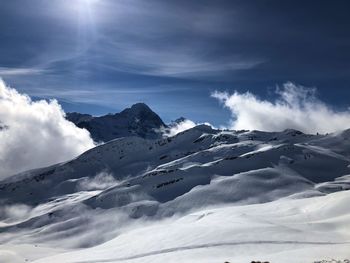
[0,0,349,126]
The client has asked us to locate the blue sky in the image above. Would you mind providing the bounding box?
[0,0,350,126]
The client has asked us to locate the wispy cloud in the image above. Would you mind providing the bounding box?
[0,67,46,76]
[0,1,262,81]
[24,85,191,106]
[98,37,264,78]
[77,170,118,191]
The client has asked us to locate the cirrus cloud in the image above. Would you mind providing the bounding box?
[212,82,350,134]
[0,79,95,179]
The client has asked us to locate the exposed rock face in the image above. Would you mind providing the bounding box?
[66,103,166,142]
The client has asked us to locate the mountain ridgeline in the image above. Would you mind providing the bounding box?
[66,103,167,142]
[1,109,350,262]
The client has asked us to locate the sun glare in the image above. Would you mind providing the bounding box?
[71,0,100,12]
[79,0,100,5]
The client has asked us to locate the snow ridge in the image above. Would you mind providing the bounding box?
[0,125,350,263]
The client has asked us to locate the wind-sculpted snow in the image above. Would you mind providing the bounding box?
[0,125,350,262]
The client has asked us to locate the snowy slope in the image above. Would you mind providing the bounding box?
[31,190,350,263]
[0,125,350,262]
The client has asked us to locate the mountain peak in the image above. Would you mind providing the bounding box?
[130,102,151,110]
[67,103,166,142]
[121,102,153,115]
[120,103,165,125]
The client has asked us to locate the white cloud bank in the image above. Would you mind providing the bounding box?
[212,82,350,134]
[162,118,214,137]
[164,119,197,137]
[0,79,95,178]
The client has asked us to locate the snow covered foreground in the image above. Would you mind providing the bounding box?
[0,125,350,262]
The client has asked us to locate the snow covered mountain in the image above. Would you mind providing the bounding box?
[0,125,349,262]
[66,103,166,142]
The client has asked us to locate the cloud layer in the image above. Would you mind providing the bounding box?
[162,118,215,137]
[77,171,118,191]
[0,80,95,178]
[212,82,350,134]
